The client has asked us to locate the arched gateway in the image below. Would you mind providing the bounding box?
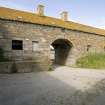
[50,39,73,66]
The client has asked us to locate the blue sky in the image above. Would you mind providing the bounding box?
[0,0,105,29]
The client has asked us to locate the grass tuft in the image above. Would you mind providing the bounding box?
[48,66,53,71]
[76,53,105,69]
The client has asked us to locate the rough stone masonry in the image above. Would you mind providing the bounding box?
[0,5,105,73]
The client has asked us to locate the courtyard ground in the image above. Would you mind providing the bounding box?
[0,66,105,105]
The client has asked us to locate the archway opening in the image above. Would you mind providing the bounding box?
[50,39,72,66]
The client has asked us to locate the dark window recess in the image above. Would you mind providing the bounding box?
[61,28,66,32]
[12,40,23,50]
[87,45,91,52]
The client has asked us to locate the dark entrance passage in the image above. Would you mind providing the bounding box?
[51,39,72,65]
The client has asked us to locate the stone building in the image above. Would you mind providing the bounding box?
[0,5,105,73]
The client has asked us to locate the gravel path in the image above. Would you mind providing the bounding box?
[0,66,105,105]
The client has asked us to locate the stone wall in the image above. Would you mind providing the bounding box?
[0,19,105,73]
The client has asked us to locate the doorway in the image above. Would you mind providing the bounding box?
[51,39,72,65]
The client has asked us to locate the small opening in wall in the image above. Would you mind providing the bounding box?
[87,45,91,52]
[61,28,66,32]
[12,40,23,50]
[32,41,39,51]
[17,16,23,19]
[50,45,55,61]
[104,46,105,51]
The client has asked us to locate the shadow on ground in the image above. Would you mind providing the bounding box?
[0,67,105,105]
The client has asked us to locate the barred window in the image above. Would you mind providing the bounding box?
[12,40,23,50]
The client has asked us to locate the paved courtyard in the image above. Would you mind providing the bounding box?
[0,66,105,105]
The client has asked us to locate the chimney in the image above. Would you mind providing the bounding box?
[37,4,44,16]
[60,11,68,21]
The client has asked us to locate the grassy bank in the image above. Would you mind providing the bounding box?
[76,53,105,69]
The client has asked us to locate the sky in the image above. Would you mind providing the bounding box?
[0,0,105,29]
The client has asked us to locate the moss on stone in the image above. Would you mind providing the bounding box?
[48,66,54,71]
[0,48,10,62]
[11,63,18,73]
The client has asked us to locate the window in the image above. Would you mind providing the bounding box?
[87,45,91,52]
[12,40,23,50]
[32,41,39,51]
[61,28,66,32]
[50,45,54,51]
[50,45,55,60]
[104,46,105,51]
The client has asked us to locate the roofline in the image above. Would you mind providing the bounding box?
[0,6,105,36]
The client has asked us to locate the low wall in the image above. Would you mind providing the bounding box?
[0,61,49,73]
